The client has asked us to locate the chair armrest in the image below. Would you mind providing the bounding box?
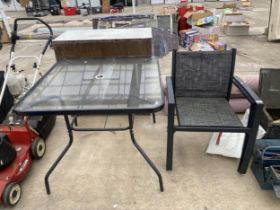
[166,76,175,105]
[233,76,263,106]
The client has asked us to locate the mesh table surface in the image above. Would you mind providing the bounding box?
[14,57,164,115]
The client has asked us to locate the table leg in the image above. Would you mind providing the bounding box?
[73,115,78,126]
[44,115,74,194]
[152,112,156,124]
[128,114,164,192]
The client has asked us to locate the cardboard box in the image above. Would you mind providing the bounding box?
[192,25,220,35]
[184,10,213,25]
[242,2,252,7]
[223,21,250,36]
[241,0,252,7]
[208,41,227,51]
[223,13,245,23]
[53,28,152,61]
[185,10,213,25]
[20,0,29,7]
[185,10,213,21]
[222,3,236,9]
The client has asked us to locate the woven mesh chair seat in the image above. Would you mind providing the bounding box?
[176,97,243,127]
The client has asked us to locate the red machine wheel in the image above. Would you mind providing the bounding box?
[31,138,46,159]
[3,182,22,206]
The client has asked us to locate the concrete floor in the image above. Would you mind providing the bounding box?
[1,0,280,209]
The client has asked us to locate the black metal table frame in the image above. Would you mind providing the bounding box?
[45,113,164,194]
[13,57,164,193]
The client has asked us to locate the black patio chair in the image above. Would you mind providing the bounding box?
[166,48,263,174]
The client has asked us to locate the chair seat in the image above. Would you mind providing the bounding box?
[176,97,244,128]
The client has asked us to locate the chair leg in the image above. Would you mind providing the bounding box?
[238,132,257,174]
[166,103,175,171]
[166,127,174,171]
[238,104,263,174]
[152,112,156,124]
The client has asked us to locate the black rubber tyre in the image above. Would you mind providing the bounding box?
[3,182,22,206]
[31,138,46,159]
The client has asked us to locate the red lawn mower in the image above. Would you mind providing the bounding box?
[0,18,56,206]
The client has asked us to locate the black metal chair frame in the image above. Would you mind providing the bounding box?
[166,49,263,174]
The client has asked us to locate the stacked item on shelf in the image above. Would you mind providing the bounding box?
[179,29,199,48]
[179,24,226,51]
[177,3,211,33]
[177,3,225,51]
[208,40,227,51]
[185,5,214,26]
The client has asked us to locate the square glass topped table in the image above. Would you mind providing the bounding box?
[14,57,164,193]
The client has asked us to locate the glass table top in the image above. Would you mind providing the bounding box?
[14,57,164,115]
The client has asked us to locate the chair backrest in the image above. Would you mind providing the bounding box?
[259,68,280,109]
[172,49,236,99]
